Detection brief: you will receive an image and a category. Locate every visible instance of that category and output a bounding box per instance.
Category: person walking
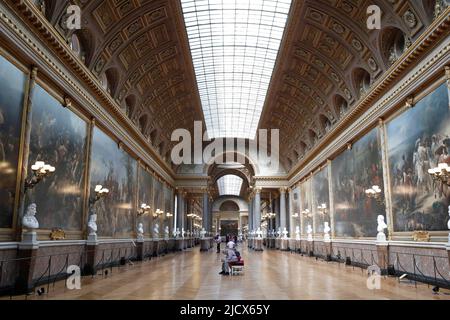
[215,234,221,253]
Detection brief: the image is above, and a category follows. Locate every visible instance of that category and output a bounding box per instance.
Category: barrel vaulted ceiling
[38,0,443,172]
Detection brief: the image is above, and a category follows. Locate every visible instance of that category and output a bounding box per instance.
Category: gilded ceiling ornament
[368,57,378,71]
[340,2,353,13]
[403,10,417,28]
[351,39,363,51]
[332,22,345,34]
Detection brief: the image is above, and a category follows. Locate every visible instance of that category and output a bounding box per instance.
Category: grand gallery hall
[0,0,449,304]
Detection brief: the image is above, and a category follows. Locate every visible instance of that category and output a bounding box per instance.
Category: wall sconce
[428,163,450,186]
[365,185,384,205]
[301,209,312,218]
[166,212,173,218]
[89,184,109,207]
[25,161,55,191]
[317,203,328,216]
[292,212,299,218]
[153,209,163,219]
[138,203,151,216]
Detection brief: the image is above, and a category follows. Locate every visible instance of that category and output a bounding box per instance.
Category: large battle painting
[386,83,450,232]
[312,167,330,234]
[300,179,312,235]
[0,56,26,228]
[90,128,136,238]
[332,128,384,238]
[138,165,153,236]
[153,178,163,237]
[27,85,87,231]
[290,186,300,236]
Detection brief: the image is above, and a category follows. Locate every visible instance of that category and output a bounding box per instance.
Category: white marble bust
[295,226,301,240]
[137,223,144,240]
[200,228,207,239]
[282,227,289,239]
[307,224,313,241]
[324,222,331,241]
[153,223,159,238]
[174,228,180,238]
[256,227,263,239]
[22,203,39,230]
[277,227,281,238]
[181,228,185,238]
[87,213,97,235]
[165,226,169,239]
[377,215,387,242]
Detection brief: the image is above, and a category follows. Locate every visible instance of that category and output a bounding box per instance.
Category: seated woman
[219,242,238,275]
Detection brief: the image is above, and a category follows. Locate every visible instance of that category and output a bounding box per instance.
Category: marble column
[254,188,261,230]
[254,188,263,251]
[202,191,209,231]
[176,190,184,231]
[280,188,287,233]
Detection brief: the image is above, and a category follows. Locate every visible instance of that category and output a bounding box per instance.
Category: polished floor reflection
[12,244,450,300]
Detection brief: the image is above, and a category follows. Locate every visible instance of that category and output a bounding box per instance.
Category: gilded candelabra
[24,161,55,191]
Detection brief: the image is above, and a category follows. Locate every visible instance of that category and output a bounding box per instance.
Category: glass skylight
[217,175,243,196]
[181,0,292,139]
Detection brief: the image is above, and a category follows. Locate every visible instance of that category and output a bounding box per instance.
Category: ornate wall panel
[153,177,163,237]
[290,186,301,236]
[312,166,330,234]
[331,127,385,238]
[0,54,26,229]
[138,164,153,236]
[386,83,450,232]
[27,85,88,231]
[89,127,137,238]
[300,178,312,235]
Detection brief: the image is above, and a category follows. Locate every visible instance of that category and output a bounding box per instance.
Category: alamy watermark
[171,121,280,171]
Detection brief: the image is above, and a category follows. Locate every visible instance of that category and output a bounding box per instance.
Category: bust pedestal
[136,238,145,261]
[281,239,289,251]
[254,238,264,251]
[176,238,184,251]
[16,231,39,294]
[324,240,332,261]
[376,241,389,274]
[200,238,210,252]
[275,238,281,250]
[307,240,314,257]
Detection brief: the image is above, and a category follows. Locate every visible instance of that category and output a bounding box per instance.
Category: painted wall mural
[331,128,385,238]
[28,85,88,230]
[0,56,26,228]
[90,127,137,238]
[153,178,163,237]
[386,83,450,232]
[312,166,330,234]
[300,179,312,235]
[138,165,153,236]
[290,186,301,236]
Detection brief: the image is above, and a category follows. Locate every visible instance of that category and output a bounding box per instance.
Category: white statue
[22,203,39,229]
[277,227,281,238]
[282,227,289,239]
[256,227,263,239]
[324,222,331,242]
[377,215,387,242]
[295,226,301,240]
[200,228,207,239]
[307,224,313,241]
[137,223,144,240]
[153,222,159,238]
[165,226,169,239]
[181,228,185,238]
[174,228,180,238]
